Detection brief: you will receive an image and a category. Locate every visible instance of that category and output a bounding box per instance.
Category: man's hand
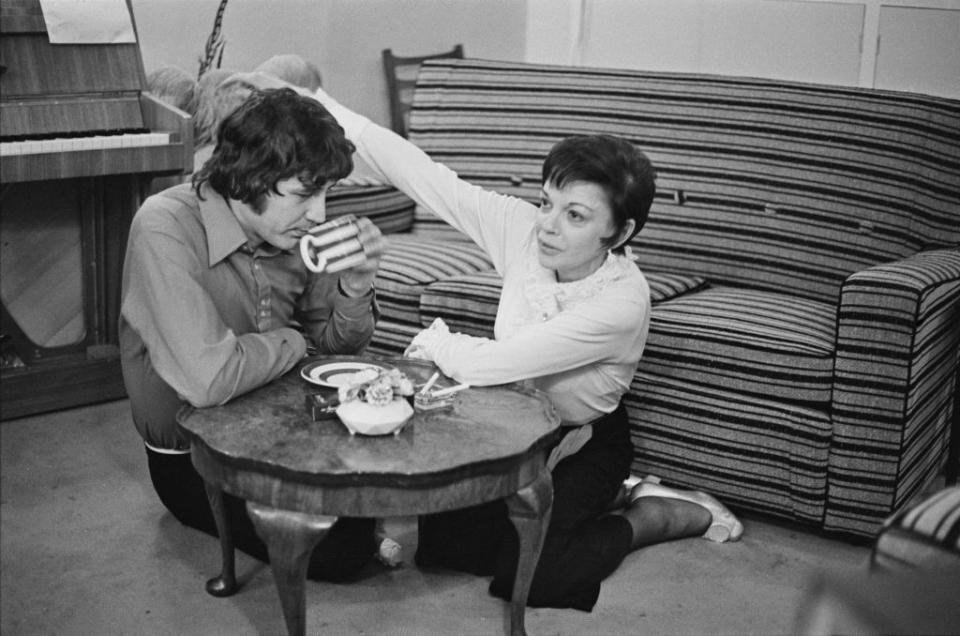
[338,216,384,297]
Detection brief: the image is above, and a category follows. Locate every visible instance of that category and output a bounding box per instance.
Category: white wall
[131,0,958,116]
[875,4,960,97]
[525,0,959,99]
[131,0,527,127]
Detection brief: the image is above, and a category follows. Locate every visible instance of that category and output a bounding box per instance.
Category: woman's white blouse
[320,90,651,426]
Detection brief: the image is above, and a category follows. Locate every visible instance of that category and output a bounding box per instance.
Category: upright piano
[0,0,193,420]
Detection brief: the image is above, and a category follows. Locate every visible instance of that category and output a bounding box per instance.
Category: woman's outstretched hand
[404,318,450,360]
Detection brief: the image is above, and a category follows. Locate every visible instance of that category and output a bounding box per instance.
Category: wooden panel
[95,174,146,345]
[0,174,144,420]
[0,97,144,137]
[140,92,193,171]
[0,144,190,183]
[0,354,126,420]
[0,181,85,349]
[0,32,144,98]
[0,0,44,33]
[0,0,147,119]
[0,0,189,420]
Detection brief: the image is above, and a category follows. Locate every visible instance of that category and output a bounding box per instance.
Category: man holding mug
[119,87,385,581]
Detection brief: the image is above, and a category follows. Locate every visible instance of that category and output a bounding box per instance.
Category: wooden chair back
[381,44,464,137]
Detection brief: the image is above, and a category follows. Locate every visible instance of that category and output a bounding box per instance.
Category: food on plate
[337,368,415,406]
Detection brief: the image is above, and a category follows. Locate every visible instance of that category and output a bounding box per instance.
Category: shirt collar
[198,183,252,266]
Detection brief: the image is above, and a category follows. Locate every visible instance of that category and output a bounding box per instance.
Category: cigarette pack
[305,392,339,420]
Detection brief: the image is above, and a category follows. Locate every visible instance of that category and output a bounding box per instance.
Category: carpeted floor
[1,398,873,635]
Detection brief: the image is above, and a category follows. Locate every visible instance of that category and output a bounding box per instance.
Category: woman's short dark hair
[192,87,354,211]
[542,134,656,254]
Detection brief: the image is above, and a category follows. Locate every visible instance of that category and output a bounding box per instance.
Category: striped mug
[300,215,366,273]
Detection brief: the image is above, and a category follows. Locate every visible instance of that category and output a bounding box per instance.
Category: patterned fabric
[630,287,837,524]
[419,270,502,337]
[644,288,836,406]
[325,184,415,235]
[410,59,960,304]
[872,486,960,572]
[366,318,422,357]
[625,375,834,525]
[410,205,472,243]
[827,249,960,535]
[368,235,492,354]
[399,58,960,536]
[420,270,708,338]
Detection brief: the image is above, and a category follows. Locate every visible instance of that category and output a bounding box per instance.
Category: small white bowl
[335,399,413,436]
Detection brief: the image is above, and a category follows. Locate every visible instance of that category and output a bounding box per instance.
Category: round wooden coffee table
[178,357,561,636]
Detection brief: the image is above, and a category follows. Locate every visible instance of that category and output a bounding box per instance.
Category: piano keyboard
[0,131,171,156]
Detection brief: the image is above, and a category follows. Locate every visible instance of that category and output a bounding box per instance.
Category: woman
[237,72,743,611]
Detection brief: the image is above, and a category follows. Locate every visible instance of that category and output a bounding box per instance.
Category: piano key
[38,139,63,153]
[0,132,171,155]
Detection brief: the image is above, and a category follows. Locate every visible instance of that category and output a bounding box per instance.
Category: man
[120,87,384,581]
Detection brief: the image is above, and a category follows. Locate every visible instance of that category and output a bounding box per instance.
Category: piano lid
[0,0,148,138]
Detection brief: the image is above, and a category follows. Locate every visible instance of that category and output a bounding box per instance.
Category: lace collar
[521,245,637,324]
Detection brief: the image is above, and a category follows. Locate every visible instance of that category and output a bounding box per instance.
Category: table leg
[505,468,553,636]
[246,501,336,636]
[203,481,237,597]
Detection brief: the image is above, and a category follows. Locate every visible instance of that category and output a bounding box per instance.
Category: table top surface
[178,356,561,488]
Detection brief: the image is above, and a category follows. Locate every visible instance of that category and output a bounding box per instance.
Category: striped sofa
[871,485,960,572]
[330,58,960,539]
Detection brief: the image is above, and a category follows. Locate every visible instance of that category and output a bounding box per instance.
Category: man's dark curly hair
[542,134,656,254]
[193,87,354,212]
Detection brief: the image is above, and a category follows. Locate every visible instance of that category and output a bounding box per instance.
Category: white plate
[300,361,385,388]
[336,399,413,436]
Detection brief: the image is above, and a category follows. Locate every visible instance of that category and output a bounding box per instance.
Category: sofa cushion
[647,271,710,304]
[419,270,502,337]
[410,205,473,243]
[419,270,709,337]
[644,286,836,408]
[367,317,424,357]
[374,235,492,328]
[326,184,416,235]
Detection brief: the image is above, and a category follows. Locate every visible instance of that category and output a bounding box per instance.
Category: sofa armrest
[826,248,960,536]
